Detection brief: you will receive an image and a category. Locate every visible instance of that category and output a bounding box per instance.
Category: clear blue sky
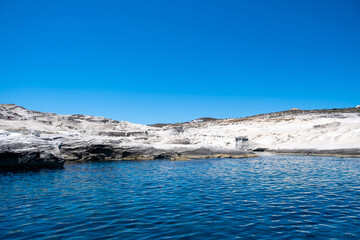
[1,0,359,124]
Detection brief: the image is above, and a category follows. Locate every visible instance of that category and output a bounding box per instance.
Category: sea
[1,155,360,239]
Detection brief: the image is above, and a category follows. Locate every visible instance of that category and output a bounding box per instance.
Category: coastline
[1,104,359,169]
[269,148,360,158]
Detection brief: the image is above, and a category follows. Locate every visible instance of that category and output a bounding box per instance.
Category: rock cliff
[0,104,359,168]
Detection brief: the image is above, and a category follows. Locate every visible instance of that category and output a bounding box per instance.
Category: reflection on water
[1,155,360,239]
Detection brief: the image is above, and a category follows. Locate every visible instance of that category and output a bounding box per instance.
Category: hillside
[1,104,360,165]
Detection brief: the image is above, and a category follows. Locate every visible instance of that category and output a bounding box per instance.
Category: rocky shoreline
[0,136,258,169]
[3,140,360,170]
[0,150,65,170]
[269,148,360,158]
[1,104,359,169]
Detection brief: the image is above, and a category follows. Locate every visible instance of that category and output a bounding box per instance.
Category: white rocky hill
[154,108,360,151]
[0,104,359,165]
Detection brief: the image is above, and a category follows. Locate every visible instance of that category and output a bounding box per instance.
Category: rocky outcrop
[60,141,123,161]
[0,150,65,169]
[179,147,257,159]
[0,135,64,169]
[1,103,359,168]
[270,148,360,157]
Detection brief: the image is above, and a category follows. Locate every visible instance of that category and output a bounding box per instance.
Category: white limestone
[1,104,359,153]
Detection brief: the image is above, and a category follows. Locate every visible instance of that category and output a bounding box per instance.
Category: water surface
[1,155,360,239]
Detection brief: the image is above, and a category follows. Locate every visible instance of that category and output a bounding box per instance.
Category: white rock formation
[0,104,359,160]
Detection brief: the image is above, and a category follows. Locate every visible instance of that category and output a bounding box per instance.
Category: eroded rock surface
[0,150,65,169]
[1,103,359,168]
[0,140,64,170]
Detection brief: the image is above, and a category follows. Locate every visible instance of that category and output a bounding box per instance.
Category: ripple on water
[1,155,360,239]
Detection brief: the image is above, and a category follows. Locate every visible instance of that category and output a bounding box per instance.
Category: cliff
[0,104,359,168]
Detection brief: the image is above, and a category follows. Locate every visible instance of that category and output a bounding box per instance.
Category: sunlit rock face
[235,137,250,150]
[0,104,360,166]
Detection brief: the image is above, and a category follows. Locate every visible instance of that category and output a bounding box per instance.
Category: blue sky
[1,0,359,124]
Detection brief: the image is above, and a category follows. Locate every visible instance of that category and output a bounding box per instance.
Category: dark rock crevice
[0,150,65,169]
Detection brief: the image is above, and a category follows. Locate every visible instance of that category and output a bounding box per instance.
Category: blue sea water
[1,155,360,239]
